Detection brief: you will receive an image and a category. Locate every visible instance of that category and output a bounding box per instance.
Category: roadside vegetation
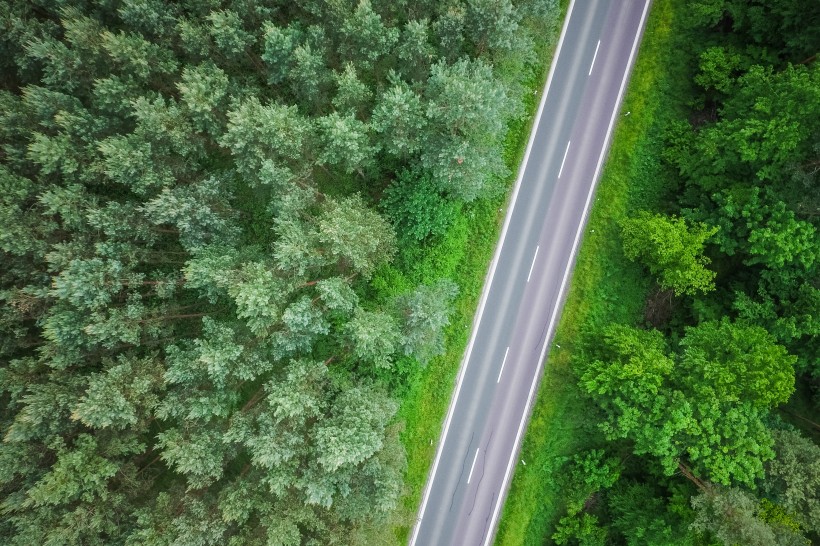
[497,1,820,545]
[0,1,562,544]
[379,3,569,543]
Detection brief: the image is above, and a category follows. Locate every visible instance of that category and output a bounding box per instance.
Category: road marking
[497,347,510,383]
[558,141,571,178]
[482,2,652,545]
[467,449,480,484]
[408,1,579,543]
[526,246,539,283]
[588,39,601,75]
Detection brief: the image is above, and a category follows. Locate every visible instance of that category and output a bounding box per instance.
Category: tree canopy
[0,0,556,542]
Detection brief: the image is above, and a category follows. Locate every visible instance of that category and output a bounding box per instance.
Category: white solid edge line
[526,245,539,283]
[558,140,571,178]
[407,1,579,544]
[497,347,510,384]
[467,448,481,484]
[589,39,601,75]
[481,2,652,546]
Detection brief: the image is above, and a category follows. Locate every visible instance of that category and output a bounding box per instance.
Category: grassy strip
[356,4,571,545]
[493,1,691,544]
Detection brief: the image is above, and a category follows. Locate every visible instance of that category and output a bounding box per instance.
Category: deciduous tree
[620,211,718,296]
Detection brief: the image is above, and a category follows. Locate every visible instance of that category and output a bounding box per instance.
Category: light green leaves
[347,308,401,369]
[315,112,374,174]
[621,211,718,296]
[314,387,397,472]
[25,435,118,507]
[318,194,396,277]
[680,319,796,409]
[72,355,163,429]
[579,321,795,486]
[396,279,459,363]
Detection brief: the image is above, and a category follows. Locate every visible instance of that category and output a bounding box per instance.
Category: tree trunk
[677,461,709,491]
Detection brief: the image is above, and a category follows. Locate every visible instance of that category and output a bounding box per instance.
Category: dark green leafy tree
[433,5,467,61]
[318,194,397,277]
[207,9,255,60]
[464,0,521,56]
[261,22,299,85]
[219,97,312,188]
[707,187,817,270]
[332,63,372,115]
[762,429,820,534]
[609,482,697,545]
[690,486,808,546]
[694,45,746,95]
[679,319,796,409]
[397,18,436,81]
[346,308,402,370]
[381,169,460,242]
[579,325,685,472]
[176,62,229,137]
[552,450,621,546]
[290,42,331,110]
[100,28,178,83]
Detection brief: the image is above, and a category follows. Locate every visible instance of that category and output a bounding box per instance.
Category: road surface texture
[409,1,651,545]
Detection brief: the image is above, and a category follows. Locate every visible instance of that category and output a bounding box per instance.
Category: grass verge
[358,3,571,545]
[493,1,691,544]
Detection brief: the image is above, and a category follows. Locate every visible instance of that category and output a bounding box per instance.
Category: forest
[0,0,557,544]
[538,1,820,545]
[2,0,818,545]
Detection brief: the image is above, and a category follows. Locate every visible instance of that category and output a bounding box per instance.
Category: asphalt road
[408,1,651,545]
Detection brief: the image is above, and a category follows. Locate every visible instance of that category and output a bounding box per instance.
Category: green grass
[493,1,692,544]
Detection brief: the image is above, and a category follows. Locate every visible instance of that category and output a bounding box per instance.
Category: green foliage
[177,62,229,136]
[338,0,399,67]
[695,46,745,94]
[332,63,372,115]
[553,513,607,546]
[620,210,718,295]
[464,0,522,56]
[25,434,119,507]
[707,187,817,270]
[318,194,397,278]
[346,308,401,369]
[421,58,513,200]
[381,170,461,242]
[397,18,436,82]
[0,0,548,541]
[579,325,687,475]
[609,482,696,546]
[396,279,459,364]
[220,97,311,188]
[759,498,803,535]
[371,82,426,158]
[581,320,795,486]
[207,9,255,57]
[690,486,809,546]
[72,354,163,430]
[551,450,621,546]
[315,112,375,174]
[762,429,820,534]
[679,319,796,409]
